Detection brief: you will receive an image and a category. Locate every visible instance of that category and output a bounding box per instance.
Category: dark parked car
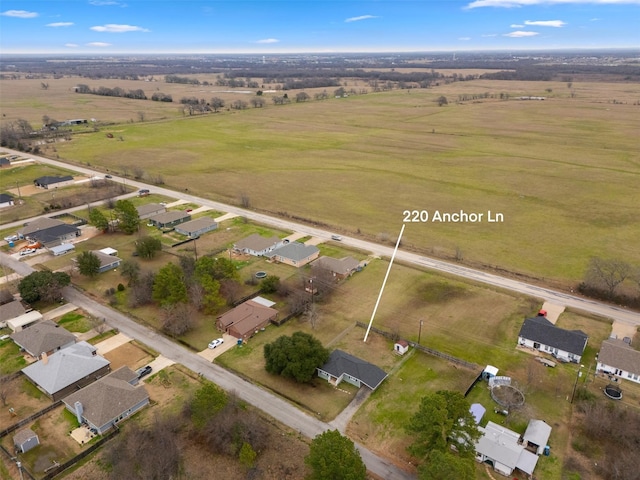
[136,365,152,379]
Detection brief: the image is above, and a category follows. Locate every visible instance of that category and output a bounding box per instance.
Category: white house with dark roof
[0,193,14,208]
[21,341,110,401]
[63,366,149,434]
[317,349,388,391]
[518,315,588,363]
[597,338,640,384]
[0,299,27,328]
[266,242,320,268]
[233,234,284,256]
[33,175,74,189]
[10,319,76,359]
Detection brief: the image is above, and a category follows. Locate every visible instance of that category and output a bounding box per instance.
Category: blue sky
[1,0,638,54]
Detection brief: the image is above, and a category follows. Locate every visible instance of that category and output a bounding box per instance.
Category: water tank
[8,241,14,248]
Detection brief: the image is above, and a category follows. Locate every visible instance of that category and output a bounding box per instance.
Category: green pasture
[50,80,640,284]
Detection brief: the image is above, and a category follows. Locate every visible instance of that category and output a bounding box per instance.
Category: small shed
[99,247,118,256]
[50,243,75,256]
[482,365,499,380]
[394,340,409,355]
[14,428,39,453]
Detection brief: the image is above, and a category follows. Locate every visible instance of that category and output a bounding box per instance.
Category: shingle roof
[136,203,165,217]
[13,428,37,446]
[34,175,73,186]
[523,419,551,448]
[234,234,281,252]
[63,367,149,429]
[267,242,319,262]
[519,316,588,356]
[0,300,27,322]
[598,339,640,375]
[0,193,14,203]
[22,341,110,396]
[175,217,217,232]
[319,349,388,390]
[217,300,278,336]
[18,217,65,236]
[150,210,190,224]
[311,256,359,275]
[91,250,122,268]
[10,319,76,356]
[27,224,80,245]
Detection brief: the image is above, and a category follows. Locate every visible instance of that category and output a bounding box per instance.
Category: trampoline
[604,384,622,400]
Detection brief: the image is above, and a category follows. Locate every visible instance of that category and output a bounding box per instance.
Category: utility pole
[570,364,585,403]
[418,319,424,344]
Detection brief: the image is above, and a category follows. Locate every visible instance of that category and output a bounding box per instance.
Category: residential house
[10,319,76,359]
[33,175,74,189]
[311,255,359,279]
[216,298,278,342]
[17,217,80,248]
[13,428,39,453]
[0,193,14,208]
[597,338,640,384]
[21,341,111,401]
[518,315,588,363]
[63,366,149,435]
[0,299,27,328]
[266,242,320,268]
[174,217,218,238]
[90,250,122,273]
[317,349,388,391]
[0,289,14,306]
[136,203,166,220]
[7,310,43,332]
[0,157,10,168]
[233,234,284,257]
[522,419,552,456]
[475,421,540,477]
[148,210,191,229]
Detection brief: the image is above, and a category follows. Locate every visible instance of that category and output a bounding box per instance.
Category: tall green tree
[18,271,70,304]
[305,429,366,480]
[77,251,101,277]
[114,199,139,234]
[135,235,162,259]
[88,207,109,232]
[189,382,227,430]
[153,263,188,306]
[195,256,238,281]
[263,332,329,383]
[406,390,480,477]
[417,450,475,480]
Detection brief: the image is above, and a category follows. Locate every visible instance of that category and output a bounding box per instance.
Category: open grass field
[17,76,636,285]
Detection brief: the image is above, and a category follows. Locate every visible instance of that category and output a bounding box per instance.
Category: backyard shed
[482,365,499,380]
[13,428,39,453]
[394,340,409,355]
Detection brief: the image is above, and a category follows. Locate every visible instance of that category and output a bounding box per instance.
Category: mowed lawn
[49,79,640,284]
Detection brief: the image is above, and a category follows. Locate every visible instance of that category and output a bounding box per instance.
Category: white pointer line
[363,223,406,342]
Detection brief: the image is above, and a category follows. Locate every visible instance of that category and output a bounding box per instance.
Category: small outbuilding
[522,419,552,456]
[482,365,499,380]
[13,428,39,453]
[469,403,486,424]
[394,340,409,355]
[50,243,75,256]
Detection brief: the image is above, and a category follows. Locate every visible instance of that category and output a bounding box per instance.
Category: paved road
[0,252,414,479]
[4,147,638,328]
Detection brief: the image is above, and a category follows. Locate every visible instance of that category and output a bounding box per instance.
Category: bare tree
[584,257,631,297]
[0,377,14,407]
[161,302,196,336]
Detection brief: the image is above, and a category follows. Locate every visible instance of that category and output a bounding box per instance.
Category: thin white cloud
[86,42,111,47]
[459,37,472,40]
[1,10,38,18]
[511,23,524,27]
[345,15,379,23]
[482,33,499,37]
[256,38,279,44]
[65,43,79,48]
[504,30,540,37]
[89,1,124,5]
[525,19,566,27]
[467,0,640,8]
[90,24,149,33]
[47,22,74,27]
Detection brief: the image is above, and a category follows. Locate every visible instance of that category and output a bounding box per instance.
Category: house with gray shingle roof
[311,256,359,279]
[597,338,640,384]
[233,234,283,256]
[174,217,218,238]
[17,217,80,247]
[148,210,191,229]
[136,203,166,219]
[21,341,110,401]
[317,349,388,391]
[266,242,320,268]
[0,300,27,328]
[10,319,76,359]
[518,315,588,363]
[63,366,149,434]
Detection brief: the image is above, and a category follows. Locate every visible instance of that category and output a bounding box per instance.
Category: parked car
[105,174,112,179]
[331,234,343,241]
[136,365,152,379]
[208,338,224,349]
[4,235,18,242]
[19,248,35,256]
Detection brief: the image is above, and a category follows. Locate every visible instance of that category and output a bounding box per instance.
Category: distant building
[233,234,284,257]
[174,217,218,238]
[148,210,191,229]
[90,250,122,273]
[265,242,320,268]
[33,175,74,189]
[17,217,80,247]
[136,203,166,220]
[311,256,359,279]
[597,338,640,384]
[0,193,14,208]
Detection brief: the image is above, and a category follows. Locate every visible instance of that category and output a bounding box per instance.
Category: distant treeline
[74,84,147,100]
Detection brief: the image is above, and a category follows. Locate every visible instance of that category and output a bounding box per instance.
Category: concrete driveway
[142,355,175,381]
[95,332,132,355]
[198,333,236,362]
